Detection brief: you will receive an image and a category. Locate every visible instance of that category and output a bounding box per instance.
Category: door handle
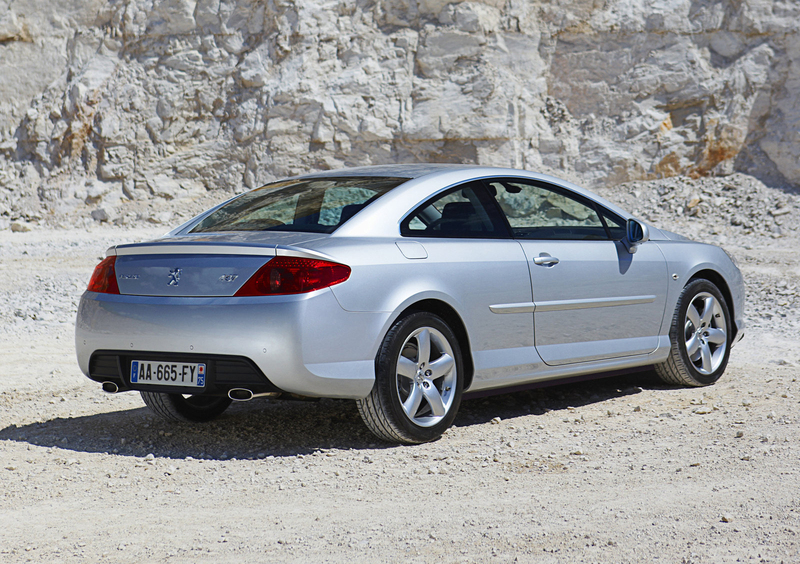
[533,256,560,266]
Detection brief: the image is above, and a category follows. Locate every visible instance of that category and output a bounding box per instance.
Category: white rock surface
[1,0,799,224]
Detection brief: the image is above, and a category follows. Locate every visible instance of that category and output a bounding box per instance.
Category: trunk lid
[111,232,329,297]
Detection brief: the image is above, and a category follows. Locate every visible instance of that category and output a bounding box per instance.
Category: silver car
[76,165,745,444]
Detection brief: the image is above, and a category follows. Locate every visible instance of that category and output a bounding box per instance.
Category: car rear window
[189,176,408,234]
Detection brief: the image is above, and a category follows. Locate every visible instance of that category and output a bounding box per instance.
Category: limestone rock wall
[0,0,798,221]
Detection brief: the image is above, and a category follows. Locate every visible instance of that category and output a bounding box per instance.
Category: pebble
[490,417,501,425]
[149,211,173,224]
[91,208,114,223]
[721,514,734,523]
[10,222,32,232]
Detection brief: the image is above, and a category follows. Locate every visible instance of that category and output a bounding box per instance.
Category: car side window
[485,179,610,241]
[401,182,508,238]
[598,208,626,240]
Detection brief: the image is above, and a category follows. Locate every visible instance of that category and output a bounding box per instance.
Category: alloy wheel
[683,291,728,375]
[394,326,457,427]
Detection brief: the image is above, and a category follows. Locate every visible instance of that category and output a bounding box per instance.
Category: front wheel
[140,391,232,422]
[655,279,731,386]
[357,312,464,444]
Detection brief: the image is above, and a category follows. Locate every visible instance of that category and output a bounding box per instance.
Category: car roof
[298,163,474,180]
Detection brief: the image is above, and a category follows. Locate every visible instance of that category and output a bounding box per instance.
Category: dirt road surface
[1,224,798,563]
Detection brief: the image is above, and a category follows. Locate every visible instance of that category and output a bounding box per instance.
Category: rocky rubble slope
[1,0,800,226]
[603,173,800,244]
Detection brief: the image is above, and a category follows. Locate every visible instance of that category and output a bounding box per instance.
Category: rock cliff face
[0,0,798,222]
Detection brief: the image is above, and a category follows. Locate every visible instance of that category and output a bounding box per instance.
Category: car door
[400,181,540,383]
[484,178,668,366]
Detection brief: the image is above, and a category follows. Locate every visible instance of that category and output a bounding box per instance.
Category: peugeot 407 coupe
[76,164,745,444]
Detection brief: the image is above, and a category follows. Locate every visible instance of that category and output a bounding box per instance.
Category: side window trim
[596,206,627,241]
[478,178,515,237]
[596,208,614,240]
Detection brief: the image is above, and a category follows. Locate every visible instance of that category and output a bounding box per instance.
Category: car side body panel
[518,239,669,365]
[318,237,542,386]
[652,240,746,342]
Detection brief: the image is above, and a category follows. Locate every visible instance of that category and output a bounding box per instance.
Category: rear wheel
[655,279,731,386]
[140,391,232,422]
[357,312,464,444]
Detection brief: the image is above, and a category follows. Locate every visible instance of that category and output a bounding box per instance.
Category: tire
[655,278,732,387]
[357,312,464,444]
[140,391,232,422]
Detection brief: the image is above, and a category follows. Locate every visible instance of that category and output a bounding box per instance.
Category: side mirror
[625,218,650,254]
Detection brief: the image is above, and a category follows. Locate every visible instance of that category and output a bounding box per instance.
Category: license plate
[130,360,206,388]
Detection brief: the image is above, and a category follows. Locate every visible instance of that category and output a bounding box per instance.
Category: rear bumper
[86,351,283,397]
[75,289,390,399]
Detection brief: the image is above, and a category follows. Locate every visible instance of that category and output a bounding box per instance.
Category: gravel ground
[1,177,799,563]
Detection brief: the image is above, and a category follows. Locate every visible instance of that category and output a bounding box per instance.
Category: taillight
[87,256,120,294]
[235,257,350,296]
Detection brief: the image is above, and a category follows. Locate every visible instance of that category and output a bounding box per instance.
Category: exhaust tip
[102,381,119,393]
[228,388,254,401]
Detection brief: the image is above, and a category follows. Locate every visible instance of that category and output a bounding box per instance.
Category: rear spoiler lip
[108,242,333,261]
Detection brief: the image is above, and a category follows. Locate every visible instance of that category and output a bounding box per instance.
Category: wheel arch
[394,299,475,392]
[688,269,737,339]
